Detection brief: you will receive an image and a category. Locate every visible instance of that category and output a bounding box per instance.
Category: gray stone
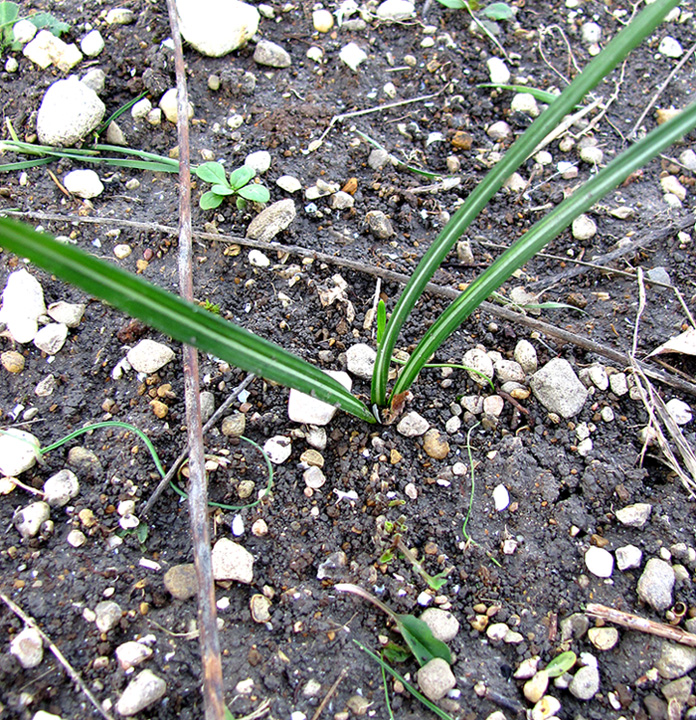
[365,210,394,240]
[211,538,254,583]
[0,428,40,476]
[368,148,390,170]
[462,347,494,387]
[33,323,68,355]
[177,0,259,56]
[116,641,154,670]
[253,40,291,68]
[67,446,102,476]
[14,501,50,539]
[420,608,460,642]
[106,8,135,24]
[47,301,85,328]
[199,391,215,423]
[396,411,429,437]
[0,269,46,344]
[530,358,588,418]
[638,558,675,611]
[417,658,456,701]
[569,664,600,700]
[115,669,167,716]
[662,676,693,702]
[376,0,415,21]
[221,412,245,438]
[95,600,122,633]
[37,77,105,147]
[43,469,79,506]
[246,199,296,242]
[10,627,43,668]
[345,343,376,379]
[164,563,198,600]
[657,643,696,679]
[127,339,175,374]
[494,359,525,383]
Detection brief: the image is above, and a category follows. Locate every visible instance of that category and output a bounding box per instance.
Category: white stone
[12,19,37,45]
[127,339,175,374]
[585,546,614,578]
[177,0,259,55]
[33,323,68,355]
[615,502,652,528]
[511,92,539,117]
[462,347,494,386]
[665,398,692,425]
[661,175,687,200]
[245,150,272,174]
[514,656,540,679]
[486,623,509,642]
[0,269,46,343]
[63,169,104,199]
[80,30,104,57]
[572,214,597,240]
[523,670,549,703]
[35,375,57,397]
[587,363,609,390]
[609,372,628,396]
[346,343,376,379]
[659,36,683,58]
[147,109,162,126]
[246,199,296,242]
[339,42,367,71]
[37,77,105,147]
[43,469,79,506]
[67,529,86,547]
[530,358,587,418]
[495,359,525,383]
[211,538,254,583]
[330,191,354,210]
[159,88,194,124]
[504,172,527,193]
[420,608,460,642]
[531,695,561,720]
[577,438,593,457]
[304,466,326,489]
[0,429,40,476]
[131,98,153,119]
[486,57,510,84]
[10,627,43,668]
[483,395,504,417]
[306,46,324,63]
[23,30,83,72]
[514,339,537,374]
[115,669,167,716]
[15,501,50,538]
[581,22,602,43]
[376,0,415,21]
[579,145,604,164]
[47,301,85,327]
[313,9,334,32]
[106,8,135,24]
[558,161,578,179]
[492,484,510,511]
[679,149,696,171]
[487,121,512,141]
[263,435,292,464]
[569,664,600,700]
[276,175,302,193]
[106,121,126,146]
[95,600,122,632]
[33,712,62,720]
[397,411,430,437]
[248,250,270,268]
[116,641,153,670]
[287,371,352,426]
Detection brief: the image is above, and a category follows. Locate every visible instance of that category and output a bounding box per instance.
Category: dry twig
[586,603,696,647]
[164,1,225,718]
[310,668,348,720]
[0,593,115,720]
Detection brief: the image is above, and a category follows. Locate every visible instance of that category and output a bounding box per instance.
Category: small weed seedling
[0,2,69,51]
[194,162,270,211]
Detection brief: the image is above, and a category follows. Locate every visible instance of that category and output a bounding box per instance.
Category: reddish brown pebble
[342,177,358,194]
[451,131,473,151]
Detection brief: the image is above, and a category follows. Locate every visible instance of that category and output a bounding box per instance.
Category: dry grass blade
[631,268,696,497]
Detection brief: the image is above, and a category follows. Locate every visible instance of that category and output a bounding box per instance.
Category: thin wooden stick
[164,2,225,718]
[586,603,696,647]
[310,668,348,720]
[0,593,115,720]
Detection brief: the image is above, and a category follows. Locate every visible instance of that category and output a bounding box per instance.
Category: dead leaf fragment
[647,328,696,358]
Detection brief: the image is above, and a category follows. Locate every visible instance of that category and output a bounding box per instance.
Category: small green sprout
[194,162,270,211]
[200,299,221,314]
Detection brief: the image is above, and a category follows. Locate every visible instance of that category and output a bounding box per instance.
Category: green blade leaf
[200,191,225,210]
[370,0,682,409]
[194,161,228,186]
[210,184,235,196]
[391,101,696,398]
[0,2,19,28]
[0,219,376,424]
[396,614,453,667]
[481,2,514,20]
[376,299,386,346]
[236,183,270,203]
[435,0,466,7]
[229,165,256,190]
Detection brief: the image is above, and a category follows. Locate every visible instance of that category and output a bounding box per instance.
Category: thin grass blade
[0,157,55,172]
[0,219,375,423]
[391,102,696,398]
[370,0,681,408]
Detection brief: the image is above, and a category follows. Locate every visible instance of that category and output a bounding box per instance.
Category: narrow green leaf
[396,614,453,667]
[200,191,225,210]
[229,165,256,190]
[236,183,270,203]
[94,92,148,138]
[481,2,514,20]
[0,219,375,424]
[477,83,564,106]
[376,299,386,346]
[546,651,577,678]
[194,161,228,186]
[392,101,696,398]
[210,184,235,196]
[435,0,466,8]
[0,157,56,172]
[371,0,682,408]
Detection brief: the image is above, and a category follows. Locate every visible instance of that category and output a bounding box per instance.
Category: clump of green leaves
[436,0,513,34]
[0,2,69,50]
[194,162,270,211]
